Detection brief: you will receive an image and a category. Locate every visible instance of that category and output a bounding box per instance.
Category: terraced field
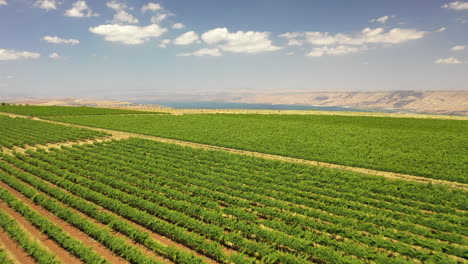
[0,107,467,264]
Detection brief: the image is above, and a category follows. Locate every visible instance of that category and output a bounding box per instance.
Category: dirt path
[0,181,127,264]
[1,111,466,191]
[0,230,36,264]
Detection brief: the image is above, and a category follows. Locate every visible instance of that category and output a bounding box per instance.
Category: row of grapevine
[0,207,59,264]
[0,116,108,148]
[1,137,465,263]
[0,248,13,264]
[0,184,109,263]
[43,114,468,182]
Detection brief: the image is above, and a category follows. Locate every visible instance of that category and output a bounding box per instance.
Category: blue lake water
[134,101,371,112]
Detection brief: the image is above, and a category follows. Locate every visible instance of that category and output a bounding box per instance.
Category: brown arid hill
[232,90,468,115]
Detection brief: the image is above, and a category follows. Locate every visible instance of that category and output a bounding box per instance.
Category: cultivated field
[0,106,467,264]
[44,114,468,183]
[0,105,165,116]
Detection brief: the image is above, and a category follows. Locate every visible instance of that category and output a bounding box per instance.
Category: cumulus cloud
[442,1,468,10]
[173,31,199,45]
[281,27,427,57]
[434,57,463,64]
[159,39,171,48]
[307,45,367,57]
[49,53,62,59]
[435,27,447,32]
[282,28,427,46]
[141,3,162,13]
[370,15,391,24]
[0,49,40,61]
[177,48,222,57]
[65,1,98,18]
[451,45,466,51]
[172,23,185,29]
[106,1,138,24]
[201,27,281,54]
[34,0,56,10]
[89,24,167,45]
[42,36,80,44]
[305,28,427,45]
[0,0,7,6]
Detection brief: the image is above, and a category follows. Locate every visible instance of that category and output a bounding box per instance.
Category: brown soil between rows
[0,181,126,264]
[0,230,36,264]
[0,198,82,264]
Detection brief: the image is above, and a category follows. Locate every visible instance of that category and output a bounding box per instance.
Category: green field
[0,138,466,263]
[0,115,108,148]
[0,105,163,116]
[1,107,467,263]
[45,114,468,183]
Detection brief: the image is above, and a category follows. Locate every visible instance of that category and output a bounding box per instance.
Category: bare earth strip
[1,111,466,191]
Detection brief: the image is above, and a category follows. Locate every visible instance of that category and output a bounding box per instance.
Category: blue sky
[0,0,467,99]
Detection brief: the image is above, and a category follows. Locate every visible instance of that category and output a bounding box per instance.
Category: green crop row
[0,248,14,264]
[0,183,108,264]
[0,207,59,264]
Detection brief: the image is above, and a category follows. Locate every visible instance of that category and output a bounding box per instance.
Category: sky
[0,0,467,99]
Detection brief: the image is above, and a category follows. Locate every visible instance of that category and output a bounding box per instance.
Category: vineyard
[0,116,108,148]
[44,114,468,183]
[0,106,467,264]
[0,105,164,116]
[0,136,467,263]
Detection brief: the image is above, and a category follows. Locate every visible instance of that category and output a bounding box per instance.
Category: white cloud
[49,53,62,59]
[113,10,138,24]
[451,45,466,51]
[0,0,7,6]
[42,36,80,45]
[177,48,222,57]
[141,3,162,13]
[281,27,427,47]
[106,1,138,24]
[201,27,281,54]
[0,49,40,61]
[370,15,391,24]
[65,1,98,18]
[307,45,367,57]
[174,31,199,45]
[34,0,56,10]
[89,24,167,45]
[172,23,185,29]
[435,27,447,32]
[434,57,463,64]
[442,1,468,10]
[159,39,171,48]
[151,13,168,24]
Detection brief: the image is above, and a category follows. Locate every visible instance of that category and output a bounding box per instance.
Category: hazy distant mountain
[231,90,468,115]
